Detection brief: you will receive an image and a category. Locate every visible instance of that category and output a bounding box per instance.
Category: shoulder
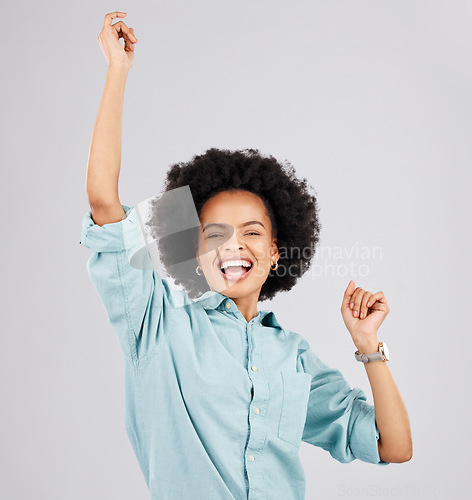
[284,328,311,350]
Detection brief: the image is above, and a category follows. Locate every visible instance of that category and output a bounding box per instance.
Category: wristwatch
[354,342,389,363]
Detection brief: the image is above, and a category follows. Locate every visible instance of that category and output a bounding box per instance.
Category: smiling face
[196,189,279,299]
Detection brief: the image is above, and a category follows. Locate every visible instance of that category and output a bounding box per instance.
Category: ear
[271,238,279,260]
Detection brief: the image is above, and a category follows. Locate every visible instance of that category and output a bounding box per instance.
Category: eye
[246,231,260,236]
[207,233,223,239]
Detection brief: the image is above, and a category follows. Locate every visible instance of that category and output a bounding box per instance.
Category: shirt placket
[245,315,269,499]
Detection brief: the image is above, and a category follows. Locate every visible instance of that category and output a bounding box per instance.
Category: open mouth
[218,259,253,282]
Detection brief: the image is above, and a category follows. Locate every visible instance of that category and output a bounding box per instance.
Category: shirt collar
[196,290,227,310]
[196,290,288,335]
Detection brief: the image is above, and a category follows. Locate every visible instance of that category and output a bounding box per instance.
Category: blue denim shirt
[79,203,389,500]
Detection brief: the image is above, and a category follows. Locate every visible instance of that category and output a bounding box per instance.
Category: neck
[230,290,260,323]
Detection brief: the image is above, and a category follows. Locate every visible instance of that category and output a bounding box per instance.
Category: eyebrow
[202,221,265,231]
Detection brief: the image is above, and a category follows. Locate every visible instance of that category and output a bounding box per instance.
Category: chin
[223,281,263,298]
[224,291,259,300]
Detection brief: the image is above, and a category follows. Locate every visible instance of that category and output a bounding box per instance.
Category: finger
[111,21,138,45]
[366,291,385,308]
[129,27,138,41]
[103,11,127,28]
[352,288,365,318]
[125,39,136,52]
[123,36,135,52]
[349,286,363,309]
[116,23,138,42]
[359,292,373,319]
[367,292,390,314]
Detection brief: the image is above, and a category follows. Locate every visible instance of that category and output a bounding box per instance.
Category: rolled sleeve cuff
[350,404,390,465]
[79,204,143,253]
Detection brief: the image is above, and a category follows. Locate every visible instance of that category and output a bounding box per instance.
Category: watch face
[381,342,389,360]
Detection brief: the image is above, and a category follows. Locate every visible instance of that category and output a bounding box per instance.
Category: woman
[80,11,412,500]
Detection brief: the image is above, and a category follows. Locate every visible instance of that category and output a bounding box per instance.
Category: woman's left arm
[341,280,413,463]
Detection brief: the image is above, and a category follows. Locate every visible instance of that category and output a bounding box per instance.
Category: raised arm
[86,11,139,225]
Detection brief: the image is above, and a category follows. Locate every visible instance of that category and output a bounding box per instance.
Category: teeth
[220,259,252,270]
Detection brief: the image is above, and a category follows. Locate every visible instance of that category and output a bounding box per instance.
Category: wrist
[107,64,130,77]
[355,340,380,354]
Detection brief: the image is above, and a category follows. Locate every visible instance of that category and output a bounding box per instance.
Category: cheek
[251,240,273,261]
[196,234,206,254]
[196,235,211,260]
[197,245,218,268]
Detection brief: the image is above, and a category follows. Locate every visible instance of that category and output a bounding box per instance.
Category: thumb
[341,280,355,310]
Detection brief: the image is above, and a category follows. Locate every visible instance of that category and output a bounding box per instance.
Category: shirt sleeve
[79,203,170,363]
[297,339,390,465]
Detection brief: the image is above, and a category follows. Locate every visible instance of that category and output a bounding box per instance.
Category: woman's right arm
[86,11,138,225]
[80,12,171,363]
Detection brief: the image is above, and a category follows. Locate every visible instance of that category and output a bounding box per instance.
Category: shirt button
[249,455,255,462]
[226,302,231,309]
[250,325,253,330]
[251,365,258,372]
[254,407,260,414]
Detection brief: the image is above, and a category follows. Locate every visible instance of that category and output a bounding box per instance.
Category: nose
[223,230,244,251]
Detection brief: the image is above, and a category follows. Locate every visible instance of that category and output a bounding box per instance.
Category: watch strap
[354,343,385,363]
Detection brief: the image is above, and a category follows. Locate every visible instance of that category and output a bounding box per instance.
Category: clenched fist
[97,11,139,71]
[341,280,390,353]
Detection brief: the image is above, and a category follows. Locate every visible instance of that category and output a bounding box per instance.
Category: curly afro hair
[145,147,322,302]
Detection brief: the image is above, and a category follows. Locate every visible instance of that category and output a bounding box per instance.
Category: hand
[97,12,139,71]
[340,280,390,352]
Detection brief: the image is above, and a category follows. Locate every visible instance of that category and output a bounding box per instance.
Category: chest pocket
[278,371,312,447]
